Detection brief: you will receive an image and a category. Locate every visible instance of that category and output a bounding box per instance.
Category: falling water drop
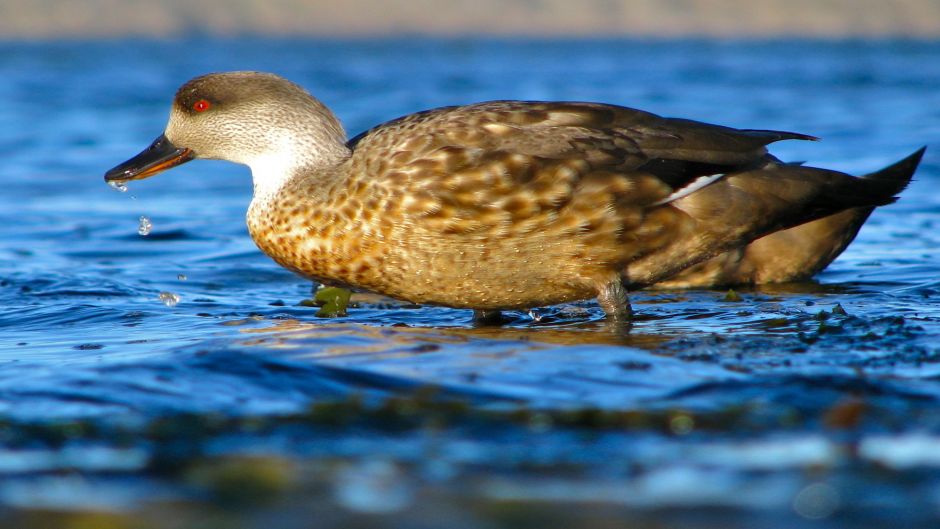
[138,216,152,236]
[793,482,840,519]
[108,180,128,193]
[333,459,412,513]
[159,292,180,307]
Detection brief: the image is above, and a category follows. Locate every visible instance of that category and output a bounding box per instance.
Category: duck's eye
[193,99,211,113]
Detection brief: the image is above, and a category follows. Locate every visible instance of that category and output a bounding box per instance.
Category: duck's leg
[597,277,632,324]
[473,309,505,326]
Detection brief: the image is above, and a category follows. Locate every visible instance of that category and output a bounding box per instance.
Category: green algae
[185,456,296,506]
[9,511,148,529]
[723,289,743,302]
[301,286,353,317]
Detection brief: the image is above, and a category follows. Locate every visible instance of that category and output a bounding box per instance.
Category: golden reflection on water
[237,318,671,358]
[229,280,851,361]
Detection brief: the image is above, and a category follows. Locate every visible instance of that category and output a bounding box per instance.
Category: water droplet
[159,292,180,307]
[177,274,187,281]
[669,413,695,435]
[793,482,840,519]
[108,180,128,192]
[333,459,412,513]
[137,216,152,236]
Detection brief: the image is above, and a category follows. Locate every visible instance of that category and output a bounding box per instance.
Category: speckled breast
[243,162,683,310]
[244,188,624,310]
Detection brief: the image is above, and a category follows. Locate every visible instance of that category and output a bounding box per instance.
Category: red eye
[193,99,211,112]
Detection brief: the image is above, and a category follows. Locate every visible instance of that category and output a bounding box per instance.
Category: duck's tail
[806,146,926,216]
[859,146,925,200]
[627,147,927,287]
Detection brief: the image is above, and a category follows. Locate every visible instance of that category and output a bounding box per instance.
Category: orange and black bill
[104,134,194,182]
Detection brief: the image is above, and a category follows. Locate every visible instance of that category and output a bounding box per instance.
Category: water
[107,180,127,192]
[136,215,151,236]
[1,37,939,527]
[157,291,180,307]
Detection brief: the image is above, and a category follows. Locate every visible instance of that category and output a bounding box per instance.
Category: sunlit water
[0,38,939,526]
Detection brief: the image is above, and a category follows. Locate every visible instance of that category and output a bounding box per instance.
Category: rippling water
[1,37,939,527]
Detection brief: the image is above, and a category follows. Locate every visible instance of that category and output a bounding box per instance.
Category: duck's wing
[348,101,815,203]
[649,207,874,289]
[349,101,813,235]
[649,146,925,288]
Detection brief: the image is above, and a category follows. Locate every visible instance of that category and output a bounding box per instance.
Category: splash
[137,216,152,236]
[158,292,180,307]
[107,180,128,193]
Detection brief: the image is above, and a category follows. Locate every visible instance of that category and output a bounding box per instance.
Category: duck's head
[104,71,348,189]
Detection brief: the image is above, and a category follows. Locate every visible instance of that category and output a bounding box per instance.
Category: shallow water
[1,37,939,526]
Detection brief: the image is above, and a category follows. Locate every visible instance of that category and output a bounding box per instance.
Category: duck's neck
[248,153,304,201]
[246,136,350,204]
[241,98,351,202]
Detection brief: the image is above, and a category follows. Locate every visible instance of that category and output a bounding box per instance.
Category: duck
[104,71,925,324]
[650,150,921,289]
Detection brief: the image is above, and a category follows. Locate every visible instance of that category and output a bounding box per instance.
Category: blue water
[1,38,939,525]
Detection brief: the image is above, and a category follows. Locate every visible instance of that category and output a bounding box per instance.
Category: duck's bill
[104,134,194,183]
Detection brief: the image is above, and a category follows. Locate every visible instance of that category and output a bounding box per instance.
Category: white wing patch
[650,173,726,206]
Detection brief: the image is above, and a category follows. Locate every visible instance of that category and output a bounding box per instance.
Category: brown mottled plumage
[104,71,924,323]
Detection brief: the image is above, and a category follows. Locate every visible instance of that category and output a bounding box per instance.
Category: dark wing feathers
[633,158,742,189]
[738,128,819,143]
[349,101,814,201]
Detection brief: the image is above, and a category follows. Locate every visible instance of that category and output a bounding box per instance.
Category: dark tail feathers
[861,146,926,199]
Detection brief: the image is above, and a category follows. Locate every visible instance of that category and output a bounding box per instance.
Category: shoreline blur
[1,0,939,39]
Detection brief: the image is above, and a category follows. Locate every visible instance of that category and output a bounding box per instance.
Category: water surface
[0,37,939,527]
